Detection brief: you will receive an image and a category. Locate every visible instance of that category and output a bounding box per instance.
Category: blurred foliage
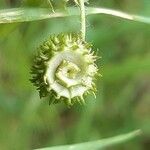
[0,0,150,150]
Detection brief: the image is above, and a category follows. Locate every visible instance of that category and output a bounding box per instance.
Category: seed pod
[30,33,98,107]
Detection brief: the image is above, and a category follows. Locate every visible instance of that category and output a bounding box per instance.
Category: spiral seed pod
[30,33,98,106]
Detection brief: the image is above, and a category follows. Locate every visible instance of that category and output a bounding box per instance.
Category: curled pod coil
[30,33,98,106]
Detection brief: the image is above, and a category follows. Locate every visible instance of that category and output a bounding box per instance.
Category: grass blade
[0,7,150,24]
[0,8,67,24]
[87,7,150,24]
[35,129,141,150]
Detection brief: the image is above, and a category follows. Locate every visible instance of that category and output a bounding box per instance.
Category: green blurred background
[0,0,150,150]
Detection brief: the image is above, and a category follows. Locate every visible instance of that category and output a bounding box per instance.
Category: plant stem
[79,0,86,41]
[47,0,55,12]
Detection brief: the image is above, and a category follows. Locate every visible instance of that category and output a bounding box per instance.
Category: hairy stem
[47,0,55,12]
[79,0,86,41]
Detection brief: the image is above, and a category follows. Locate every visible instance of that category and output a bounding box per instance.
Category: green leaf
[0,7,150,24]
[0,8,66,24]
[87,7,150,24]
[35,130,141,150]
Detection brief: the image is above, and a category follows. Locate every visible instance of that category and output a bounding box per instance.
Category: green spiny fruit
[30,33,98,107]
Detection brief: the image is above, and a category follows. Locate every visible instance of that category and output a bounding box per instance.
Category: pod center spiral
[56,60,81,88]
